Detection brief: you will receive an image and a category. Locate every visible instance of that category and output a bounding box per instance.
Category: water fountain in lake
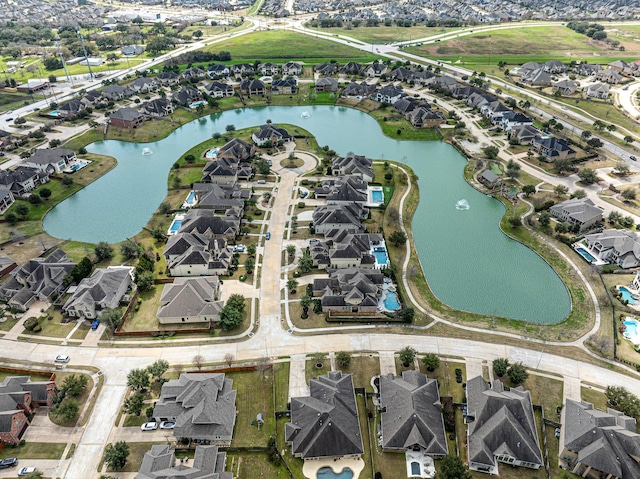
[455,199,470,210]
[300,111,311,119]
[141,147,153,156]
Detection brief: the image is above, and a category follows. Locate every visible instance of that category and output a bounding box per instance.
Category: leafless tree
[224,353,234,367]
[255,357,271,380]
[192,354,205,371]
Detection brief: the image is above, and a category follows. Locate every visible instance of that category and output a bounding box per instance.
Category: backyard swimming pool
[182,190,197,208]
[167,216,184,236]
[620,286,638,305]
[317,467,353,479]
[371,190,383,202]
[383,291,401,311]
[190,101,206,108]
[373,249,388,267]
[575,247,596,263]
[205,148,218,159]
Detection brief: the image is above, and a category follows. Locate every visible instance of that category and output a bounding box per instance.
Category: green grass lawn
[305,355,331,384]
[312,25,458,44]
[229,370,275,447]
[523,373,564,418]
[273,361,290,411]
[340,355,380,393]
[0,441,66,460]
[581,386,608,411]
[105,441,161,473]
[227,451,292,479]
[49,372,94,427]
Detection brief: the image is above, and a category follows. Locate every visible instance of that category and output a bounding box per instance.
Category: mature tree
[147,359,169,382]
[505,159,521,179]
[62,176,73,187]
[538,210,551,227]
[28,194,42,205]
[39,188,52,200]
[384,171,393,182]
[120,241,140,260]
[122,392,144,416]
[62,374,88,397]
[287,278,298,293]
[286,244,296,258]
[622,189,636,202]
[572,189,587,199]
[15,203,29,218]
[225,124,236,132]
[244,256,255,274]
[399,307,414,323]
[247,244,256,257]
[554,184,569,197]
[605,386,640,418]
[581,130,592,141]
[219,295,245,331]
[224,353,234,366]
[255,158,270,175]
[336,351,351,368]
[508,217,521,228]
[298,252,314,273]
[389,230,407,247]
[193,354,205,371]
[492,358,510,377]
[104,441,130,471]
[577,168,598,185]
[522,184,536,197]
[56,398,79,421]
[507,362,529,386]
[399,346,417,366]
[94,241,113,261]
[5,213,17,225]
[127,368,150,391]
[100,308,122,332]
[553,158,574,175]
[483,146,499,159]
[66,256,93,285]
[422,353,440,372]
[439,454,472,479]
[587,138,604,149]
[158,202,172,215]
[624,135,634,144]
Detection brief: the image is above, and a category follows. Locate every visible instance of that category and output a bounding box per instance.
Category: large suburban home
[230,64,254,77]
[311,232,382,270]
[130,77,158,94]
[543,59,566,74]
[379,371,448,458]
[24,148,76,175]
[550,198,604,232]
[552,80,578,96]
[216,138,256,163]
[325,178,368,205]
[238,78,266,97]
[81,90,104,107]
[466,376,543,475]
[0,166,49,198]
[507,124,540,145]
[0,187,15,215]
[583,229,640,269]
[340,61,362,76]
[480,100,511,124]
[574,63,602,77]
[257,62,279,76]
[205,81,235,98]
[0,375,57,445]
[62,267,133,320]
[282,61,303,76]
[153,373,236,445]
[315,62,338,76]
[251,124,294,147]
[101,84,134,101]
[596,68,623,84]
[342,81,376,99]
[314,77,339,93]
[521,68,552,87]
[58,99,86,117]
[164,233,233,277]
[141,98,174,117]
[286,371,363,461]
[407,107,446,128]
[312,203,367,235]
[181,67,207,82]
[271,78,298,95]
[531,137,576,161]
[561,399,640,478]
[363,62,387,78]
[109,107,146,129]
[172,85,203,105]
[0,248,75,311]
[194,182,248,212]
[156,71,179,86]
[501,112,533,132]
[178,209,240,238]
[312,267,384,314]
[136,444,232,479]
[122,45,144,56]
[207,64,230,79]
[371,84,404,105]
[0,129,19,150]
[156,277,224,326]
[584,83,610,99]
[332,153,374,182]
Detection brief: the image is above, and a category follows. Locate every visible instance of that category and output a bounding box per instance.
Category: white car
[141,421,158,431]
[18,467,37,477]
[54,355,70,363]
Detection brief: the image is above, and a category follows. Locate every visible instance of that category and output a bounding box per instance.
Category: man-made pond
[43,106,570,323]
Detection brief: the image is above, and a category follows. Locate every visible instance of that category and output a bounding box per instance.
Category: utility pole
[77,28,94,80]
[55,40,73,85]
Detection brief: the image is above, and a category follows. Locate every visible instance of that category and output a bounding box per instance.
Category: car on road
[257,179,266,184]
[561,106,568,110]
[55,355,70,363]
[91,319,100,330]
[18,467,37,476]
[0,458,18,469]
[5,117,13,122]
[0,152,5,156]
[554,427,561,438]
[265,232,271,240]
[141,421,158,431]
[160,421,175,429]
[623,85,629,91]
[631,156,637,161]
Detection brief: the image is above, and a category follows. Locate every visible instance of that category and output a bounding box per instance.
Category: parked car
[160,421,175,429]
[257,179,266,184]
[0,458,18,469]
[233,244,246,253]
[554,427,561,438]
[630,156,637,162]
[5,117,13,122]
[267,160,272,166]
[265,232,271,240]
[299,191,308,199]
[18,467,37,476]
[141,422,158,431]
[0,152,5,156]
[55,355,70,363]
[91,319,100,330]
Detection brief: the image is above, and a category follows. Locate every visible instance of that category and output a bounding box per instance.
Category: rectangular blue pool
[373,250,388,265]
[169,219,182,233]
[575,247,595,263]
[371,190,383,203]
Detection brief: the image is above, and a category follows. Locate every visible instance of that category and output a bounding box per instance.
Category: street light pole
[77,28,94,80]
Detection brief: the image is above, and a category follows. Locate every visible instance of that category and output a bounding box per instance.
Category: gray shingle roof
[157,277,223,321]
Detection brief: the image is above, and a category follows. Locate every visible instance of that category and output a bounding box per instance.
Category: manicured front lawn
[229,370,275,447]
[581,386,608,411]
[49,372,94,427]
[523,373,564,418]
[105,441,161,473]
[340,354,380,392]
[121,286,164,332]
[0,441,66,460]
[273,361,290,412]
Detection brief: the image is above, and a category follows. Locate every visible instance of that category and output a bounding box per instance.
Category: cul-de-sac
[1,1,640,478]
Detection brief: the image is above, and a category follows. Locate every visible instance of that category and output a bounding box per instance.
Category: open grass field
[0,441,66,460]
[406,25,640,65]
[204,30,378,63]
[312,25,458,44]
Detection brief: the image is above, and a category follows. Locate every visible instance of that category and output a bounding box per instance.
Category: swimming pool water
[624,320,638,336]
[383,291,401,310]
[169,219,182,233]
[205,148,218,159]
[185,191,196,204]
[317,467,353,479]
[190,101,206,108]
[411,462,420,476]
[620,287,638,305]
[373,250,388,265]
[576,247,596,263]
[371,190,383,202]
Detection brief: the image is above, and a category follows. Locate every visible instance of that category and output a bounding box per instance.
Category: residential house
[596,69,623,84]
[574,63,602,77]
[550,198,604,232]
[522,68,552,87]
[135,444,232,479]
[314,77,339,93]
[332,153,374,182]
[466,376,543,475]
[311,232,382,270]
[315,62,338,76]
[371,84,404,105]
[467,92,495,110]
[58,99,86,117]
[142,98,174,117]
[0,248,75,311]
[552,80,578,96]
[407,106,446,128]
[531,137,576,161]
[164,234,233,277]
[230,64,254,77]
[0,187,14,215]
[0,375,57,445]
[216,138,256,163]
[178,209,240,238]
[431,76,458,90]
[507,124,540,145]
[544,60,566,74]
[121,45,144,56]
[313,203,366,235]
[271,78,298,95]
[340,61,362,76]
[561,399,640,479]
[312,267,383,314]
[583,229,640,269]
[156,71,179,86]
[156,277,224,326]
[251,124,294,147]
[0,166,49,198]
[389,67,415,83]
[379,370,448,456]
[101,85,133,101]
[172,85,203,105]
[325,178,368,206]
[519,61,542,78]
[282,61,303,76]
[584,83,610,99]
[480,100,511,124]
[363,62,387,78]
[501,112,533,132]
[0,129,19,150]
[257,62,279,76]
[153,373,236,445]
[182,67,207,82]
[342,81,375,98]
[81,90,104,107]
[239,79,266,97]
[109,107,146,129]
[314,176,368,200]
[193,182,248,212]
[130,77,157,94]
[286,371,363,460]
[479,170,501,189]
[62,267,133,320]
[0,256,17,277]
[204,81,234,98]
[412,70,435,86]
[24,148,76,174]
[207,64,230,79]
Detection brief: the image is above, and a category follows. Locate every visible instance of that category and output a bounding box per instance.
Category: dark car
[91,319,100,330]
[5,117,13,122]
[631,156,637,162]
[0,457,18,469]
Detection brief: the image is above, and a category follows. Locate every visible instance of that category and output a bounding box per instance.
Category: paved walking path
[378,351,397,376]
